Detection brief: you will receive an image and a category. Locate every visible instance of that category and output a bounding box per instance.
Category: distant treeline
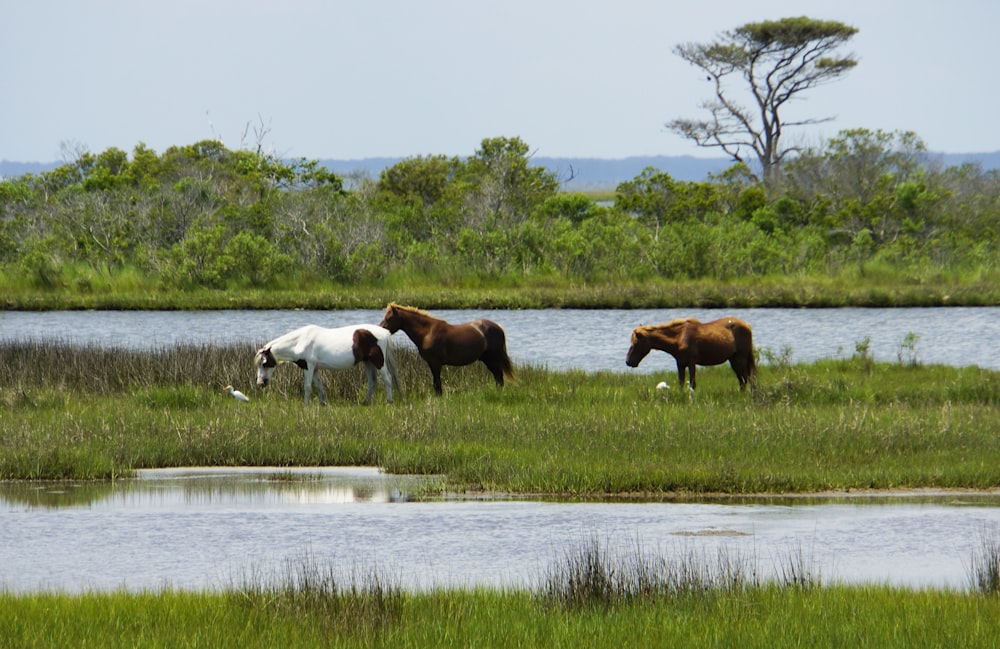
[6,150,1000,189]
[1,131,998,294]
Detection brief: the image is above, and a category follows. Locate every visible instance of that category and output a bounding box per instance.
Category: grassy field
[4,272,1000,310]
[5,587,1000,648]
[2,339,999,493]
[4,543,1000,648]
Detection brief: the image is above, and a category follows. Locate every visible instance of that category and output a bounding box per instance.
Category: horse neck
[395,309,437,344]
[267,329,307,360]
[648,326,683,352]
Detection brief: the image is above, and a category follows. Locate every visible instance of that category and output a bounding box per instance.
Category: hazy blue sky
[3,1,997,162]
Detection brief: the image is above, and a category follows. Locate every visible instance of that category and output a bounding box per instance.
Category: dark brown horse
[625,317,756,391]
[379,303,514,395]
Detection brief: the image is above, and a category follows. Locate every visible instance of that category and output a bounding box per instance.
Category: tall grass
[969,525,1000,595]
[539,534,823,610]
[5,271,1000,310]
[4,543,1000,647]
[229,553,403,635]
[539,535,758,608]
[3,339,1000,494]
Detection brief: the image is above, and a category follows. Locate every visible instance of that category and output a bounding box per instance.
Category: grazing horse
[255,324,397,404]
[625,317,756,391]
[379,303,514,395]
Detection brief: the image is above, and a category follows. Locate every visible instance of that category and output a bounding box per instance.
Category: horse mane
[387,302,433,317]
[638,318,695,335]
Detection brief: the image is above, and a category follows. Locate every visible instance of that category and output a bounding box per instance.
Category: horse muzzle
[257,378,269,388]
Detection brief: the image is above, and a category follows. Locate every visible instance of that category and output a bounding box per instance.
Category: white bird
[655,381,669,390]
[224,385,250,402]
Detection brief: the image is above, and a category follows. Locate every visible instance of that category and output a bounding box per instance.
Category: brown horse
[379,303,515,395]
[625,317,756,391]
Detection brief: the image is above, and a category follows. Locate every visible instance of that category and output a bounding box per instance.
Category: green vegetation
[3,339,999,493]
[4,540,1000,648]
[2,130,999,310]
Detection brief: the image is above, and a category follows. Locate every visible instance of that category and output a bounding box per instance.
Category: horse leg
[378,365,394,404]
[430,365,444,396]
[675,359,687,390]
[302,366,315,404]
[687,364,697,391]
[312,371,328,405]
[363,363,377,405]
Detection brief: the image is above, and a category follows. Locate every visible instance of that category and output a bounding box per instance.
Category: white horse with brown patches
[255,324,398,404]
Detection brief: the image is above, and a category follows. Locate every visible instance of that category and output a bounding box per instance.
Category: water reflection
[3,469,1000,593]
[1,467,434,510]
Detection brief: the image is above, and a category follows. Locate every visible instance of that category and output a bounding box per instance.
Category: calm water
[1,307,998,371]
[2,468,998,593]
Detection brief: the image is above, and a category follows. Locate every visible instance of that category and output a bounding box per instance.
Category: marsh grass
[539,534,823,610]
[3,339,1000,494]
[7,545,1000,647]
[229,553,403,635]
[6,273,1000,310]
[539,535,756,608]
[969,525,1000,595]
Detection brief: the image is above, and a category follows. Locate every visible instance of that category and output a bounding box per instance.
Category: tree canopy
[668,16,859,185]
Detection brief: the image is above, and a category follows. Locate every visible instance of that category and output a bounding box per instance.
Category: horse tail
[383,334,402,397]
[485,321,515,381]
[500,347,515,381]
[740,323,757,386]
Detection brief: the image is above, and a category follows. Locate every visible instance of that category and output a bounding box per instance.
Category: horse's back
[702,317,751,337]
[719,317,753,347]
[297,324,392,369]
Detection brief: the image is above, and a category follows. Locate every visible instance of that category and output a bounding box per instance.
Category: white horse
[254,324,398,405]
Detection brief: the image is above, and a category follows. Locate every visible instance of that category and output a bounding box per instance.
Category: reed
[968,525,1000,595]
[539,534,756,608]
[228,553,404,635]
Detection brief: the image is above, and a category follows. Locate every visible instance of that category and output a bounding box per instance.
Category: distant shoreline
[5,151,998,188]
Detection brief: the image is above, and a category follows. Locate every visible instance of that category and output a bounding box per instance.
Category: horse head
[378,304,400,333]
[352,328,385,369]
[625,326,653,367]
[255,347,277,387]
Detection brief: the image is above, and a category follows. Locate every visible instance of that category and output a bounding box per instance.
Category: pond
[2,468,998,593]
[2,307,999,371]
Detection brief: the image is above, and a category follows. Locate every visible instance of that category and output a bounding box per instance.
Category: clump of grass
[968,525,1000,595]
[775,541,822,590]
[539,535,757,608]
[230,553,403,634]
[540,535,824,609]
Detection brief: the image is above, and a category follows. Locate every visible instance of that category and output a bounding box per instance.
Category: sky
[3,1,998,163]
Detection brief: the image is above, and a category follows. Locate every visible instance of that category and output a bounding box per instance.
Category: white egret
[224,385,251,402]
[655,381,669,390]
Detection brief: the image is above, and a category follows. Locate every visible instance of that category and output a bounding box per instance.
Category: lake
[2,468,998,593]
